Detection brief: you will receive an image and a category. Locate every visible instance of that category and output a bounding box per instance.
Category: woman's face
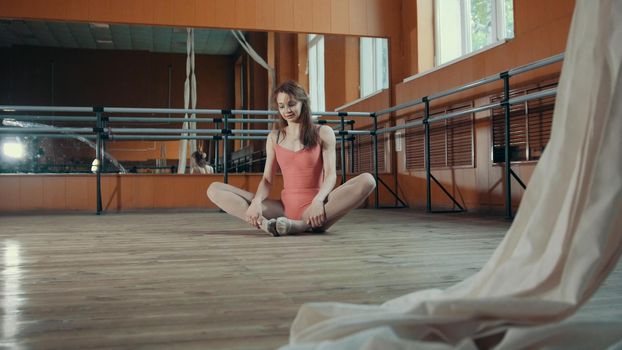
[276,92,303,123]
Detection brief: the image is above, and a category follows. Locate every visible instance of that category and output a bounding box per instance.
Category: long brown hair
[272,80,319,148]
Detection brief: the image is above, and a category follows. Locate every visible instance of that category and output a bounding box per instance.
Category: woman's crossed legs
[206,182,284,235]
[207,173,376,236]
[276,173,376,235]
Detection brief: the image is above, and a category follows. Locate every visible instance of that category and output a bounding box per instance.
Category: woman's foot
[276,217,311,235]
[275,217,292,236]
[261,218,279,237]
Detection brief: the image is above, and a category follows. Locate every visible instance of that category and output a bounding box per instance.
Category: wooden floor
[1,209,620,349]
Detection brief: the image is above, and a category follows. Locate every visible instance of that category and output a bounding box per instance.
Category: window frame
[308,34,325,112]
[434,0,514,67]
[359,37,389,99]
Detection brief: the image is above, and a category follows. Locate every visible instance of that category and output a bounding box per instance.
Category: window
[491,79,557,163]
[435,0,514,66]
[360,37,389,98]
[308,34,325,112]
[405,103,474,170]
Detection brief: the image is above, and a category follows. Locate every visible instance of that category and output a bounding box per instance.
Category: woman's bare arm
[251,132,278,204]
[313,125,337,204]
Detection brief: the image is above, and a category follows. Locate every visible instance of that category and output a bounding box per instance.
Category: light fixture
[2,141,25,159]
[89,23,110,29]
[91,159,100,173]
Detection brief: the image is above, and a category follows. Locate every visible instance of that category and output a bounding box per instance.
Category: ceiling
[0,19,240,55]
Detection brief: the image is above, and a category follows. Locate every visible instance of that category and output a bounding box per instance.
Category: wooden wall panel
[401,0,419,76]
[324,36,361,111]
[86,0,113,24]
[116,175,135,209]
[274,1,296,33]
[365,0,383,36]
[0,0,400,37]
[134,175,156,209]
[293,0,314,33]
[348,0,367,35]
[275,33,297,83]
[256,0,276,30]
[344,37,360,102]
[324,36,346,111]
[235,0,257,30]
[42,177,67,209]
[0,174,287,212]
[65,176,91,210]
[312,0,332,34]
[330,0,350,35]
[19,177,44,210]
[336,90,391,129]
[0,163,536,214]
[296,34,309,91]
[195,0,230,29]
[0,177,20,211]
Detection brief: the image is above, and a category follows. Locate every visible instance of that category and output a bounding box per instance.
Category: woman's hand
[245,200,263,228]
[306,199,326,228]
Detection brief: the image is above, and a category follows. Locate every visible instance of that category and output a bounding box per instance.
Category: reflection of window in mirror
[308,34,325,112]
[435,0,514,66]
[359,38,389,98]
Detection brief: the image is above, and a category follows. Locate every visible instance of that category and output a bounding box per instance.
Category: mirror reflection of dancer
[207,81,376,236]
[190,151,214,174]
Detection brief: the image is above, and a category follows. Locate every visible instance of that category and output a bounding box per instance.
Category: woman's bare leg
[276,173,376,234]
[206,182,284,234]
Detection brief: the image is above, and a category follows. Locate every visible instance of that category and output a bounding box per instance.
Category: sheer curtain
[231,30,276,110]
[177,28,197,174]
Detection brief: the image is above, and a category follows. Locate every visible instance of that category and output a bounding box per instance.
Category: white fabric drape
[281,0,622,348]
[231,30,276,111]
[177,28,198,174]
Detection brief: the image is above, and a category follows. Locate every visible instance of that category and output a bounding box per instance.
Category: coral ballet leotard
[274,140,323,220]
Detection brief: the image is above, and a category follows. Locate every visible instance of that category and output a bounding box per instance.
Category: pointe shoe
[262,218,279,237]
[276,217,293,236]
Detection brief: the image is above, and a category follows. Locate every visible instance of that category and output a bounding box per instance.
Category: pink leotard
[274,141,323,220]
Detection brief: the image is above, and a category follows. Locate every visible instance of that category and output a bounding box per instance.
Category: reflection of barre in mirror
[2,118,127,173]
[0,109,362,177]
